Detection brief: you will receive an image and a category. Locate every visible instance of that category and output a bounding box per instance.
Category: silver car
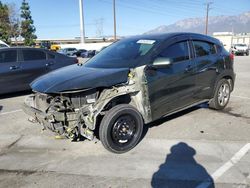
[58,48,78,57]
[230,44,249,56]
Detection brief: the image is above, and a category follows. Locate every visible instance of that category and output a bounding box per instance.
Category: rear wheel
[99,104,144,153]
[209,79,231,110]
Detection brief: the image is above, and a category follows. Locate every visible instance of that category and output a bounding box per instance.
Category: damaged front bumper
[22,94,94,140]
[23,95,77,125]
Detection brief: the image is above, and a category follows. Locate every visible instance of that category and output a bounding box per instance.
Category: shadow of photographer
[151,142,214,188]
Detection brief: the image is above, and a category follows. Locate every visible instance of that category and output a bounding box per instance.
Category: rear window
[23,50,46,61]
[0,50,17,63]
[193,41,216,57]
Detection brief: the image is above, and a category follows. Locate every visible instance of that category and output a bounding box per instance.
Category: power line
[99,0,186,18]
[94,18,104,37]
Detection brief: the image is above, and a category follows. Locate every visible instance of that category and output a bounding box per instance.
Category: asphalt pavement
[0,56,249,188]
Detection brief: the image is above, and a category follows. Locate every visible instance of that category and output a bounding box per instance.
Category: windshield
[85,38,158,68]
[67,48,76,51]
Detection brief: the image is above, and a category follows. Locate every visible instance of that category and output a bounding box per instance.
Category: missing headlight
[86,93,97,103]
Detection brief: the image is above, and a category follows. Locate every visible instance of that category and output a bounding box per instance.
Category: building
[213,32,250,51]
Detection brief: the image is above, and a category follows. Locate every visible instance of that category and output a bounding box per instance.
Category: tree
[0,1,11,44]
[8,3,20,44]
[20,0,36,46]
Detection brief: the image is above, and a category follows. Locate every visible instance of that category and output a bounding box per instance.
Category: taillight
[229,53,234,61]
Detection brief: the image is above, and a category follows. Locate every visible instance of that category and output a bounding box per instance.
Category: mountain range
[145,11,250,35]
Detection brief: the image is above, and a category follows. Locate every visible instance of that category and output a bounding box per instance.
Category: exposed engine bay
[23,67,151,141]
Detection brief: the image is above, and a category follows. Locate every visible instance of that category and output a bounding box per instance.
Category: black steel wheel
[99,104,143,153]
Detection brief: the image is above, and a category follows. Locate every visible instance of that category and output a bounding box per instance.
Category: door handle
[9,66,20,70]
[185,65,192,72]
[45,62,54,67]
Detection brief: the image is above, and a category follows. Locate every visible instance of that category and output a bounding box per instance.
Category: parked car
[230,44,249,56]
[0,40,9,48]
[23,33,235,153]
[87,50,97,58]
[0,47,77,94]
[58,48,77,56]
[73,49,88,57]
[80,50,97,58]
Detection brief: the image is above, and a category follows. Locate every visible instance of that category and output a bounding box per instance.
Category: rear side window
[0,50,17,63]
[216,44,228,54]
[193,41,216,57]
[23,50,46,61]
[159,41,189,63]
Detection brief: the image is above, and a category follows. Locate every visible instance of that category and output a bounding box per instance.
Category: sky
[2,0,250,39]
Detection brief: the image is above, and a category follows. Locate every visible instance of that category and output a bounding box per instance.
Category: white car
[230,44,249,56]
[0,40,10,48]
[57,48,77,57]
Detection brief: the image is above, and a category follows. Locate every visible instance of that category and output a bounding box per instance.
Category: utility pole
[79,0,85,43]
[205,2,213,35]
[113,0,117,40]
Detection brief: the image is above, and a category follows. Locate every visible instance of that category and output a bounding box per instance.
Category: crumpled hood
[31,64,130,93]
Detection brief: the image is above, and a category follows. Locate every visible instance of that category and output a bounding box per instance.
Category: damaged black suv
[23,33,235,153]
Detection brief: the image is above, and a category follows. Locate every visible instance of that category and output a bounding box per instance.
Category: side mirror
[153,57,172,68]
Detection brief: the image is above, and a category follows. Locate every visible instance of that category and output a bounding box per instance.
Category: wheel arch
[93,92,147,129]
[222,75,234,91]
[212,71,235,98]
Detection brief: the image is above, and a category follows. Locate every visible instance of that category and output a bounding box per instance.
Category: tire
[99,104,144,154]
[246,52,249,56]
[209,79,231,110]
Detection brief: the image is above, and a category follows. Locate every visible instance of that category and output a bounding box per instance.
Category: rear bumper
[234,50,248,54]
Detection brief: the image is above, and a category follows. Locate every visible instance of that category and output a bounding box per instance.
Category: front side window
[23,50,46,61]
[159,41,189,63]
[193,41,216,57]
[0,50,17,63]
